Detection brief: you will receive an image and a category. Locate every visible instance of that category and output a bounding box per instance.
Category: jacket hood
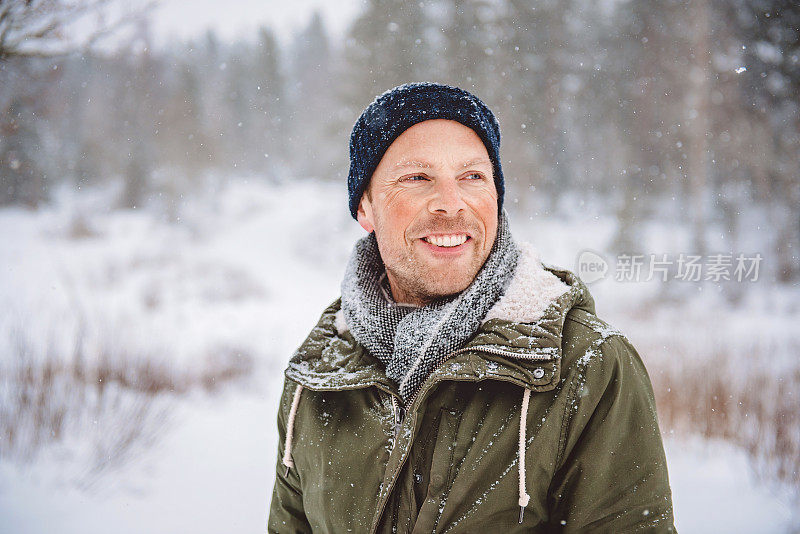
[285,242,596,394]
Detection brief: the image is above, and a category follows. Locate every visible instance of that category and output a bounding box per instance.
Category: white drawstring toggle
[518,387,531,523]
[282,384,304,477]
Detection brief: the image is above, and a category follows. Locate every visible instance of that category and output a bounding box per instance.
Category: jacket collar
[285,242,595,393]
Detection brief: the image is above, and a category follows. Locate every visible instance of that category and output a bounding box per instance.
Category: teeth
[424,234,468,247]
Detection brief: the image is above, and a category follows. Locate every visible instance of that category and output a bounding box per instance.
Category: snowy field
[0,178,798,533]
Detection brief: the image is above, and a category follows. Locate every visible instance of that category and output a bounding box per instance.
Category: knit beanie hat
[347,82,504,219]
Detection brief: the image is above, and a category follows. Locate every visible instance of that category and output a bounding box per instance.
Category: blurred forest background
[1,0,799,532]
[2,0,798,282]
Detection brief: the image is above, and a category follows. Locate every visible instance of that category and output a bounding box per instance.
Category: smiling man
[268,83,675,533]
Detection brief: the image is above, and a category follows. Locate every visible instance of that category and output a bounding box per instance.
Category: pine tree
[437,0,497,96]
[287,12,343,179]
[734,0,800,280]
[342,0,434,112]
[253,26,286,173]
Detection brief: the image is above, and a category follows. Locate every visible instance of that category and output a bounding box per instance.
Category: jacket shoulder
[561,307,632,371]
[558,307,659,420]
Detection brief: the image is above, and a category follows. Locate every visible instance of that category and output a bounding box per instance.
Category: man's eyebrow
[394,160,433,169]
[460,157,491,167]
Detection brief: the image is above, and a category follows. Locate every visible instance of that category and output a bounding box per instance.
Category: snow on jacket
[268,243,676,533]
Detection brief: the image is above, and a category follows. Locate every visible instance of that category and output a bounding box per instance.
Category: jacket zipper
[390,395,404,440]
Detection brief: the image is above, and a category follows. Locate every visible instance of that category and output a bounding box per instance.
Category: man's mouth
[421,234,470,248]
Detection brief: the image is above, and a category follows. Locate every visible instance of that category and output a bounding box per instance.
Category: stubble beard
[374,218,493,305]
[385,255,475,304]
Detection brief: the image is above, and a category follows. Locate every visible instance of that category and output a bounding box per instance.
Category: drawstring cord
[518,387,531,523]
[282,384,304,476]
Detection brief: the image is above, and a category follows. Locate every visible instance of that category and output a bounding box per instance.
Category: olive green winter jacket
[268,244,675,533]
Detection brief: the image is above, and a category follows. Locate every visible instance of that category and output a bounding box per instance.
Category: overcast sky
[147,0,364,46]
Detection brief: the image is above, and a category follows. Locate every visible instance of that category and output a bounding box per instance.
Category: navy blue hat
[348,82,504,219]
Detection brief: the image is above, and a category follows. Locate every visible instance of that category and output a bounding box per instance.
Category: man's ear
[356,194,375,234]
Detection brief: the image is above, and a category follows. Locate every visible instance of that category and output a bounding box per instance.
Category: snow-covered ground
[0,178,797,533]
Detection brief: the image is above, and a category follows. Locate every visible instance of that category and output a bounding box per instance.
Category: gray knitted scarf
[341,213,519,403]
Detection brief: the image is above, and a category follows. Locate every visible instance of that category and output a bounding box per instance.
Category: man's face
[356,119,499,306]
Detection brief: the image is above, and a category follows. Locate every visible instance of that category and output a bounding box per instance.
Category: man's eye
[403,174,428,181]
[464,173,484,180]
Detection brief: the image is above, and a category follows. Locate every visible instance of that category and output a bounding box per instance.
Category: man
[268,82,675,533]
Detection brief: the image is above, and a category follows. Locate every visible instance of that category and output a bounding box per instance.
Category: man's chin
[416,270,475,299]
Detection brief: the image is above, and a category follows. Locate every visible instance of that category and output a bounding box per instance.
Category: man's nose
[428,179,467,215]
